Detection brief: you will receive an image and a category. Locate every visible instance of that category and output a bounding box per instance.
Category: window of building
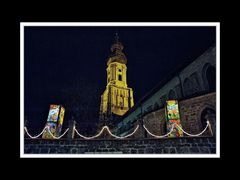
[202,64,216,92]
[118,69,122,72]
[118,74,122,81]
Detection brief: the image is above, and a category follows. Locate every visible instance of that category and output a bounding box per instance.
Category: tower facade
[99,33,134,127]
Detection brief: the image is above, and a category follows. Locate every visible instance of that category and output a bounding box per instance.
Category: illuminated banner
[47,105,60,122]
[57,106,65,136]
[42,105,65,139]
[166,100,183,137]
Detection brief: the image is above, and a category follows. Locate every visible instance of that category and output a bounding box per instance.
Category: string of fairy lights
[74,126,108,140]
[74,125,139,139]
[24,126,69,139]
[47,128,69,139]
[24,126,47,139]
[24,121,211,139]
[143,124,175,138]
[175,121,211,137]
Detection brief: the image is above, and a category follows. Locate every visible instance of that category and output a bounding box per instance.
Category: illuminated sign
[42,104,65,139]
[166,100,183,137]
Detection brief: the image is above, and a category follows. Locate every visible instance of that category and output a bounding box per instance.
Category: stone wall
[179,92,216,135]
[143,108,166,137]
[24,136,216,154]
[131,92,216,138]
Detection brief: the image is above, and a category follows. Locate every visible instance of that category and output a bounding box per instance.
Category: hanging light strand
[74,126,108,140]
[143,124,175,138]
[47,127,69,139]
[105,125,139,139]
[174,121,210,137]
[24,126,69,139]
[24,126,47,139]
[25,121,211,139]
[74,125,139,139]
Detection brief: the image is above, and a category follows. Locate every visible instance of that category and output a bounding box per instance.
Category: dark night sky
[24,26,215,133]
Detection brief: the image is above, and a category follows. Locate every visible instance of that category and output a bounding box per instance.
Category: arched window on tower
[118,74,122,81]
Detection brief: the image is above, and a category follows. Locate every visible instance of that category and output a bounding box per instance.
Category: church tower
[99,33,134,127]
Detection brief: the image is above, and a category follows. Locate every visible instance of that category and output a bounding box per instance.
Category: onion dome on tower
[107,33,127,66]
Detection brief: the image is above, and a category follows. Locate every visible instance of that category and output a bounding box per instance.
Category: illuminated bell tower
[99,33,134,126]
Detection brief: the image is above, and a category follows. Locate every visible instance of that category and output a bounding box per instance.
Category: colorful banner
[166,100,183,137]
[42,104,65,139]
[57,106,65,136]
[47,105,60,122]
[42,122,57,139]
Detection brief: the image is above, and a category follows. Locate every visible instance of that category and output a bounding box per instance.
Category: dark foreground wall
[24,136,216,154]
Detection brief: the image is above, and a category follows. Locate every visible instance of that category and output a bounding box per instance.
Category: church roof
[119,43,216,120]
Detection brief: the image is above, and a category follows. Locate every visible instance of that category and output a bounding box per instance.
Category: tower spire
[115,31,119,43]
